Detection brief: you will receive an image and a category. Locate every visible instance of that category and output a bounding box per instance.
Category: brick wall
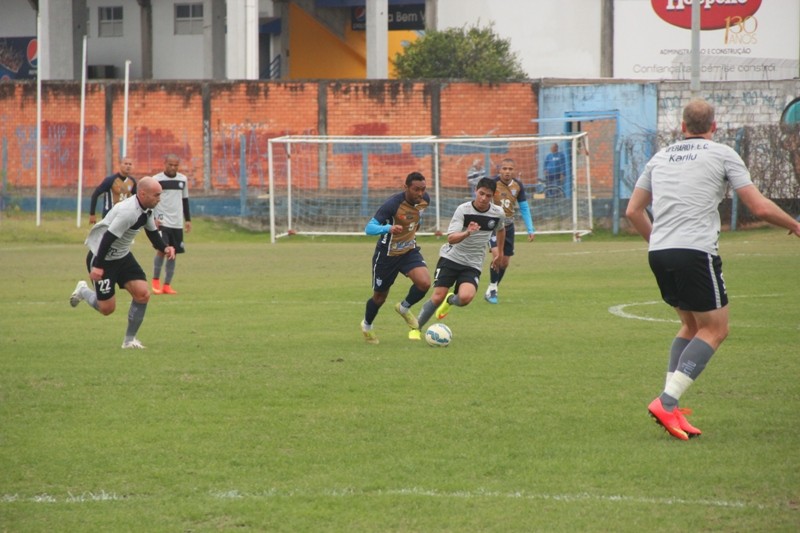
[0,80,544,195]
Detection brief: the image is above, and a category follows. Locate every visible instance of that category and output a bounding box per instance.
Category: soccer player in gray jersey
[627,98,800,440]
[69,176,176,349]
[413,177,506,334]
[152,154,191,295]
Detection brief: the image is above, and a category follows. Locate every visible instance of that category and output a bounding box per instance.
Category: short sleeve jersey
[373,191,430,257]
[634,137,753,255]
[492,176,528,227]
[153,171,189,228]
[85,194,157,261]
[439,200,506,271]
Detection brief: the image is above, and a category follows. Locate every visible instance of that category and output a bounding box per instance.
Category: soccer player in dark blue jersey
[88,157,137,224]
[485,158,535,304]
[361,172,431,344]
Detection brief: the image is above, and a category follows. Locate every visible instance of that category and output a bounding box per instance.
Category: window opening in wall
[175,3,204,35]
[98,6,123,38]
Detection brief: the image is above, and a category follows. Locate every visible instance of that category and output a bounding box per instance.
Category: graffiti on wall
[12,122,100,187]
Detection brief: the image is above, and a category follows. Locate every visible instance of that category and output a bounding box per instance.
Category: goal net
[267,133,593,242]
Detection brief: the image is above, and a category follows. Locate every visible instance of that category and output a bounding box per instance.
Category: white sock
[486,283,497,294]
[664,372,694,402]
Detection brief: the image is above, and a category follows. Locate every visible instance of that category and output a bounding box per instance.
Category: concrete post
[366,0,388,79]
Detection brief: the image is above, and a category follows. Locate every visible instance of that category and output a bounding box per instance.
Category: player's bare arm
[448,221,480,244]
[735,185,800,237]
[625,187,653,242]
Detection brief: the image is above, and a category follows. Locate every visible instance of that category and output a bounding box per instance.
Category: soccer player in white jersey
[413,177,506,334]
[627,98,800,440]
[70,176,176,349]
[151,154,191,295]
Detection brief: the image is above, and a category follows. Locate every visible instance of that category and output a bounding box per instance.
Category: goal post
[267,133,593,242]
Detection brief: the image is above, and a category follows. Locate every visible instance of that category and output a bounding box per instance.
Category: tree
[393,23,527,82]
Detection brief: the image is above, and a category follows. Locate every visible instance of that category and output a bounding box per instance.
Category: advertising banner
[614,0,799,80]
[0,37,37,80]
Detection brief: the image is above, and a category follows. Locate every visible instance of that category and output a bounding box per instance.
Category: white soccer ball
[425,323,452,347]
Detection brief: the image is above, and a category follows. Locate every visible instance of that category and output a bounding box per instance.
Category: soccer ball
[425,323,452,347]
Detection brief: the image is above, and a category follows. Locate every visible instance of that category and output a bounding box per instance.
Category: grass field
[1,213,799,532]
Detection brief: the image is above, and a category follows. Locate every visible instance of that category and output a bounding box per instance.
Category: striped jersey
[373,191,430,257]
[85,194,157,261]
[439,200,505,271]
[634,137,753,255]
[153,171,189,228]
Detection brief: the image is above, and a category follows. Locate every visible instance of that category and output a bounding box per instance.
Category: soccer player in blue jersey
[88,157,137,224]
[484,158,535,304]
[70,176,176,349]
[151,154,191,295]
[414,177,506,334]
[361,172,431,345]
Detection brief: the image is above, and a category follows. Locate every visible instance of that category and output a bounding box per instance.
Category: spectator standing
[544,143,566,198]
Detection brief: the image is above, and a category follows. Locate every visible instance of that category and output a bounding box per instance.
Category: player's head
[404,171,427,205]
[136,176,163,209]
[550,143,559,153]
[475,177,496,193]
[164,154,180,177]
[682,99,716,136]
[498,159,515,183]
[119,157,133,176]
[405,171,425,187]
[473,177,497,210]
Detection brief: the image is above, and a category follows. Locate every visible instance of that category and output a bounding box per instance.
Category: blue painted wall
[538,83,659,198]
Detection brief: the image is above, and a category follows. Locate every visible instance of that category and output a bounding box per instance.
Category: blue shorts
[489,224,516,257]
[648,249,728,312]
[371,247,427,293]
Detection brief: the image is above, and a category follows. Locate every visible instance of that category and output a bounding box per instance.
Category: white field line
[2,487,776,511]
[210,487,771,510]
[609,294,795,329]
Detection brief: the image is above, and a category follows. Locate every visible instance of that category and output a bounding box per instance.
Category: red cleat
[648,397,689,441]
[151,278,163,294]
[162,284,178,295]
[675,407,702,438]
